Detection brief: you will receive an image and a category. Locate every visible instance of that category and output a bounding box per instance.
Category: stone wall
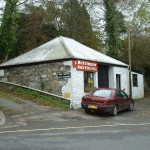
[0,62,71,96]
[0,81,71,105]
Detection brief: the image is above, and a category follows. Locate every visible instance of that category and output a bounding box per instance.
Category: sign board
[58,72,71,79]
[72,60,98,72]
[64,93,71,98]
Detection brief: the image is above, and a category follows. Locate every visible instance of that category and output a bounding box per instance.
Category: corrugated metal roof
[0,36,128,67]
[60,37,128,66]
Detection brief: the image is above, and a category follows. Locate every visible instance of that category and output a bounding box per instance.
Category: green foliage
[132,0,150,36]
[12,3,59,56]
[104,0,126,59]
[0,0,19,61]
[44,0,61,26]
[121,36,150,71]
[1,0,101,60]
[117,0,150,90]
[12,88,70,109]
[0,104,5,110]
[120,35,150,90]
[60,0,101,49]
[0,87,70,109]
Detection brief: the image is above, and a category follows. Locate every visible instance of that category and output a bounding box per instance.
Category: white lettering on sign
[73,60,98,72]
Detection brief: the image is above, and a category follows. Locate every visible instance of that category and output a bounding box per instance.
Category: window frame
[132,74,138,87]
[115,89,128,98]
[84,72,94,92]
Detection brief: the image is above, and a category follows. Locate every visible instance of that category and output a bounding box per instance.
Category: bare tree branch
[0,7,4,11]
[17,0,29,6]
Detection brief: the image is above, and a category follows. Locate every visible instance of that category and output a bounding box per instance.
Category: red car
[81,88,134,116]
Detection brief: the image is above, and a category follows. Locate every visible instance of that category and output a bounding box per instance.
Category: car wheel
[84,109,91,114]
[128,102,134,111]
[111,105,118,116]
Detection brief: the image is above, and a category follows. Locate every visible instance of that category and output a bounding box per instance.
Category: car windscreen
[92,89,112,98]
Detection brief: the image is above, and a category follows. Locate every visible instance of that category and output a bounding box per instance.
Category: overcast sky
[0,0,5,7]
[0,0,5,17]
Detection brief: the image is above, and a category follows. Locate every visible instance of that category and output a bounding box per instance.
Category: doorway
[98,65,109,88]
[116,74,121,89]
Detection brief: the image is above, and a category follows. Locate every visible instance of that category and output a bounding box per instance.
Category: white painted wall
[62,61,84,108]
[109,67,144,99]
[132,72,144,99]
[108,66,115,88]
[109,66,129,94]
[62,61,144,108]
[62,61,98,108]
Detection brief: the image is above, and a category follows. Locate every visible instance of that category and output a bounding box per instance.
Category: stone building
[0,36,144,108]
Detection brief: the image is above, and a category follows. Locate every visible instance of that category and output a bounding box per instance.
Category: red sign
[72,60,98,72]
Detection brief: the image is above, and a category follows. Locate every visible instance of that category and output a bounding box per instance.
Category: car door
[119,90,130,109]
[114,89,124,111]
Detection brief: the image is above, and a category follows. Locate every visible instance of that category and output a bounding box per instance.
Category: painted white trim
[0,123,150,134]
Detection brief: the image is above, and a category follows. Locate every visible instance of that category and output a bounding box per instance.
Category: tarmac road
[0,93,150,150]
[0,118,150,150]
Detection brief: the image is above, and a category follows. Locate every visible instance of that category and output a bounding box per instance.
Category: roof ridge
[59,36,74,58]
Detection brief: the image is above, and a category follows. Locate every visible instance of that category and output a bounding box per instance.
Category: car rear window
[92,89,112,98]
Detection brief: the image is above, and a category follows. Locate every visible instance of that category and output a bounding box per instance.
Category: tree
[61,0,84,38]
[60,0,101,49]
[13,3,59,57]
[132,0,150,36]
[103,0,126,59]
[80,4,100,49]
[0,0,19,62]
[118,0,150,90]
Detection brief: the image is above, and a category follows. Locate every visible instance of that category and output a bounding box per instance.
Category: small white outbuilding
[0,36,144,108]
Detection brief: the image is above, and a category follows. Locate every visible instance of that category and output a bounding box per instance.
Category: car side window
[115,90,121,97]
[120,91,127,98]
[115,90,127,98]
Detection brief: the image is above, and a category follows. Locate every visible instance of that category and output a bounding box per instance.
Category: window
[132,74,138,87]
[115,90,121,97]
[115,90,127,98]
[116,74,121,89]
[84,72,94,92]
[120,90,127,98]
[92,89,112,98]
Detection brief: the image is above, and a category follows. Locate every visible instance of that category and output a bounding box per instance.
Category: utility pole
[128,23,132,97]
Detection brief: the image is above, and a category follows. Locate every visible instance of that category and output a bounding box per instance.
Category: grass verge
[0,104,4,110]
[0,87,70,110]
